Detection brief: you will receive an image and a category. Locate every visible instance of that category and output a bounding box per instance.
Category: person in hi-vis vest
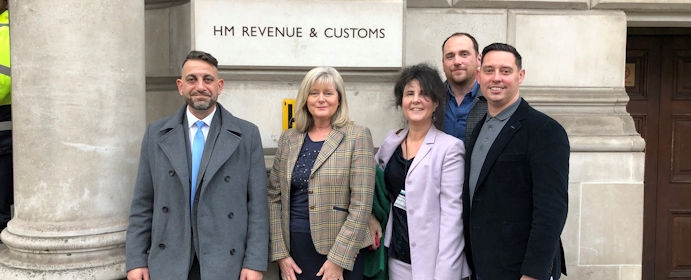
[0,0,12,234]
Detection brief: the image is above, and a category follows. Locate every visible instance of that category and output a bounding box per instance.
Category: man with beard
[441,32,487,143]
[126,50,269,280]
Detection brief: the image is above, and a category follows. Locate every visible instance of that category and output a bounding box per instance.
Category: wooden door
[626,28,691,280]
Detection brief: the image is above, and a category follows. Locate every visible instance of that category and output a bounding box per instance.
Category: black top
[385,145,413,264]
[289,134,324,233]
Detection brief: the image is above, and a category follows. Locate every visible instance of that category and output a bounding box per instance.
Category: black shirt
[385,145,413,264]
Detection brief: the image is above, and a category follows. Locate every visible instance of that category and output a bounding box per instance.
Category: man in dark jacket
[464,43,569,280]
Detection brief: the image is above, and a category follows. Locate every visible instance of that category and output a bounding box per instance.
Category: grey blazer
[126,104,269,279]
[464,96,487,147]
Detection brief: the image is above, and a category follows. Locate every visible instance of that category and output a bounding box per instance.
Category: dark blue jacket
[463,98,569,279]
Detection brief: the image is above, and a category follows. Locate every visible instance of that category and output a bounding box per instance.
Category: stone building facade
[0,0,688,279]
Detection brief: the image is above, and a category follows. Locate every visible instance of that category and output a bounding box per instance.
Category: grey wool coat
[126,104,269,279]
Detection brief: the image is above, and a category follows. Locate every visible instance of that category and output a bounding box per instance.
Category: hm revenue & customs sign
[191,0,404,69]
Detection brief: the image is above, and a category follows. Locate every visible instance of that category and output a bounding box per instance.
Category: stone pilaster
[0,0,145,278]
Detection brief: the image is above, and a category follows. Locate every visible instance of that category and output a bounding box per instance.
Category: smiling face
[176,59,224,119]
[442,35,480,88]
[478,50,524,114]
[306,79,340,124]
[401,79,438,126]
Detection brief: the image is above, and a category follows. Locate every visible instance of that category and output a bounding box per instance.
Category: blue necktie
[191,120,205,210]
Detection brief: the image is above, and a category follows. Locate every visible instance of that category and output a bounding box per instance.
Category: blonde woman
[269,67,375,280]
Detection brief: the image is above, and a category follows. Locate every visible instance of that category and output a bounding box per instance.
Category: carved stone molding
[145,0,188,9]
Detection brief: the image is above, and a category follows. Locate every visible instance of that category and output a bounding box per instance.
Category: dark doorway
[626,28,691,280]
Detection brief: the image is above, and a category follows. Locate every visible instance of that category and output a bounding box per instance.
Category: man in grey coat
[126,50,269,280]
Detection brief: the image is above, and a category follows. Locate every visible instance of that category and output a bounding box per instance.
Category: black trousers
[188,255,201,280]
[0,150,13,231]
[288,231,364,280]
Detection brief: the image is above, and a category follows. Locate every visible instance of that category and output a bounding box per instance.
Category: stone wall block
[0,0,146,278]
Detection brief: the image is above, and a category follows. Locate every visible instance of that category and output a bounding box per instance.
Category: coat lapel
[475,100,527,189]
[158,106,192,194]
[377,128,406,170]
[311,127,344,176]
[197,105,240,196]
[406,126,437,175]
[285,131,305,186]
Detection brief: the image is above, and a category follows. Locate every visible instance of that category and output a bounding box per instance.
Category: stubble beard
[451,70,474,86]
[187,96,216,111]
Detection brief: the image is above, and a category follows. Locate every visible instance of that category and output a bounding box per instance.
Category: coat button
[228,212,234,219]
[309,205,315,210]
[158,244,166,250]
[162,207,169,213]
[230,248,236,255]
[224,176,231,182]
[169,170,175,177]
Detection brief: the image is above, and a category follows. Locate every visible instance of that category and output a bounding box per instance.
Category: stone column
[0,0,145,278]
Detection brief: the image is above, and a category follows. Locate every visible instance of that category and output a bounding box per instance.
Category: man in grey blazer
[126,51,269,280]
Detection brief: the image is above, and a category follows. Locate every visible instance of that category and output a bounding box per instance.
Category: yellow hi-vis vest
[0,10,10,107]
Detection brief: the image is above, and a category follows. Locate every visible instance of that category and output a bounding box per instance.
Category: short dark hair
[441,32,479,56]
[394,64,446,129]
[481,43,522,69]
[182,50,219,69]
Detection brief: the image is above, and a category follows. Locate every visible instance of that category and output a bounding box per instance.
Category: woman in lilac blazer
[370,64,471,279]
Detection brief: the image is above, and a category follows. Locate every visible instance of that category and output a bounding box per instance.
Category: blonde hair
[294,67,350,132]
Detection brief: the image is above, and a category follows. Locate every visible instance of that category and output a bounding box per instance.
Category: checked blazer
[268,122,375,270]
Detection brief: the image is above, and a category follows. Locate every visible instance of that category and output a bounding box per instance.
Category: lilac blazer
[375,126,471,279]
